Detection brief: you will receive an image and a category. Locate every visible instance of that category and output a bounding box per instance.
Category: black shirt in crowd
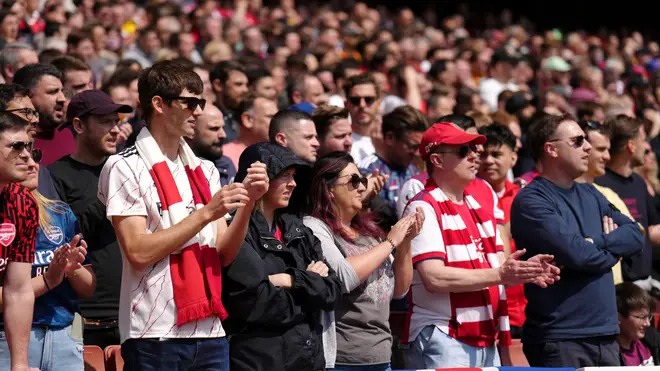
[48,155,122,321]
[596,168,660,281]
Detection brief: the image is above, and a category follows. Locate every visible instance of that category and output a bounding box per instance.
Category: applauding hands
[44,234,87,289]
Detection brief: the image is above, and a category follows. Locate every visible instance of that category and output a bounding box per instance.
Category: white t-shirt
[479,78,519,112]
[350,133,375,164]
[98,147,225,342]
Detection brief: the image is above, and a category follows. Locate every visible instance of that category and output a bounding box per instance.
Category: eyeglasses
[347,96,377,106]
[2,108,39,122]
[337,173,369,191]
[435,143,478,158]
[629,313,654,322]
[163,96,207,112]
[548,135,586,148]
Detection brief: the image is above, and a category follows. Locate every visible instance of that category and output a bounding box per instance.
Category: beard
[194,142,223,161]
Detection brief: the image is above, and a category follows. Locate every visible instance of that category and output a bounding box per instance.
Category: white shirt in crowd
[99,147,225,343]
[479,78,519,112]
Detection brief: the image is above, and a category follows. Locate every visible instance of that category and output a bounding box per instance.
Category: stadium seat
[84,345,106,371]
[105,345,124,371]
[510,339,529,366]
[655,313,660,328]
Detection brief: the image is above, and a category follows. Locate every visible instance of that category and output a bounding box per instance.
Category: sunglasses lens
[363,97,376,105]
[348,97,360,105]
[12,142,26,151]
[350,174,361,190]
[31,149,42,163]
[576,136,585,147]
[198,99,206,111]
[360,176,368,188]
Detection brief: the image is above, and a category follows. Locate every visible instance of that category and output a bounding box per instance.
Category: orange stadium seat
[84,345,106,371]
[105,345,124,371]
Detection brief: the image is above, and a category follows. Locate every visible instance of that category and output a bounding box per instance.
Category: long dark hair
[306,152,384,242]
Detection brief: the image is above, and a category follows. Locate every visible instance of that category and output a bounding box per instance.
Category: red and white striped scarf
[135,128,227,326]
[419,179,511,347]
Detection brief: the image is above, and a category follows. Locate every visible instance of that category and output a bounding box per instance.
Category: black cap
[505,93,532,114]
[234,142,309,183]
[60,90,132,131]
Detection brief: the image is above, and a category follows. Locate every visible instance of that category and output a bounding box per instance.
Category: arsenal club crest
[0,223,16,247]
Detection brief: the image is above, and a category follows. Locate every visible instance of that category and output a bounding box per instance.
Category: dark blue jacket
[511,177,644,344]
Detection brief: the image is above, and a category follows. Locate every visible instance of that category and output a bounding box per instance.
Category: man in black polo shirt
[48,90,132,349]
[596,115,660,287]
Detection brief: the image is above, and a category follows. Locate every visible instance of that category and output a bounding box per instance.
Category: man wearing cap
[47,90,132,349]
[401,122,559,368]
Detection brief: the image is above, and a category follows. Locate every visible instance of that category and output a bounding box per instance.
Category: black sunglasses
[435,143,478,158]
[549,135,586,148]
[1,108,39,122]
[347,95,377,106]
[163,96,207,111]
[338,173,369,191]
[9,141,33,153]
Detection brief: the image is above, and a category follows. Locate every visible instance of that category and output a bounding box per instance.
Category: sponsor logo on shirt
[0,223,16,247]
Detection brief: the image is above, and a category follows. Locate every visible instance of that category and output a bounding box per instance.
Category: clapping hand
[362,169,388,203]
[527,254,561,288]
[44,234,87,288]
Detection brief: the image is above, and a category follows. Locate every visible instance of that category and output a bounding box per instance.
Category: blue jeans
[122,337,229,371]
[405,325,500,368]
[0,324,84,371]
[329,364,391,371]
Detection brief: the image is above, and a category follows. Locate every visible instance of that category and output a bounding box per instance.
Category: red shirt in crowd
[496,180,527,328]
[0,183,39,280]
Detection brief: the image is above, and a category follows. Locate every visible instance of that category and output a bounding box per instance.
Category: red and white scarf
[135,128,227,326]
[415,179,511,347]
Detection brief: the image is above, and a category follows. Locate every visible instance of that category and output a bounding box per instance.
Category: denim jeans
[329,363,392,371]
[405,325,500,368]
[122,337,230,371]
[0,324,84,371]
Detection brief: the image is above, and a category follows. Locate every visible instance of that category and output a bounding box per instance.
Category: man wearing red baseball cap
[401,122,559,368]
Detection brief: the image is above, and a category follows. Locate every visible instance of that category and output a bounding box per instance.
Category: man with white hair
[0,42,38,83]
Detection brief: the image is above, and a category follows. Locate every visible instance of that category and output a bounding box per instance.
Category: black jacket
[222,210,342,371]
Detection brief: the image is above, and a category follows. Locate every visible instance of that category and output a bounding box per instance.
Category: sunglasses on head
[338,173,369,191]
[435,143,478,158]
[580,120,602,130]
[163,96,207,111]
[347,95,377,106]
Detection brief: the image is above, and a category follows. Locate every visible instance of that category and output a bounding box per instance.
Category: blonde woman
[0,156,96,371]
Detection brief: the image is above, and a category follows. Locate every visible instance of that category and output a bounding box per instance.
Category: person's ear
[511,149,518,167]
[275,132,287,147]
[152,96,166,115]
[72,117,85,136]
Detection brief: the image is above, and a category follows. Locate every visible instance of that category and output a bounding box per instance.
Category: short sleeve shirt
[0,183,39,279]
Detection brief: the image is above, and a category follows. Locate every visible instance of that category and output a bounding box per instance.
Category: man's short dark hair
[382,105,428,139]
[138,60,203,123]
[106,68,140,88]
[576,102,603,121]
[13,63,63,91]
[246,68,271,87]
[38,48,64,64]
[51,56,90,83]
[437,114,476,131]
[343,73,379,98]
[527,113,575,162]
[312,105,349,140]
[210,60,245,85]
[478,123,517,151]
[66,31,92,49]
[578,119,611,141]
[268,109,312,142]
[616,282,656,317]
[604,115,643,156]
[0,111,30,134]
[0,84,28,110]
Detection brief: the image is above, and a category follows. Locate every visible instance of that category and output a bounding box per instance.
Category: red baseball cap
[420,122,486,160]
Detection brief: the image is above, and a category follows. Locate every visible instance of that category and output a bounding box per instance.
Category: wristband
[43,274,51,291]
[385,238,396,251]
